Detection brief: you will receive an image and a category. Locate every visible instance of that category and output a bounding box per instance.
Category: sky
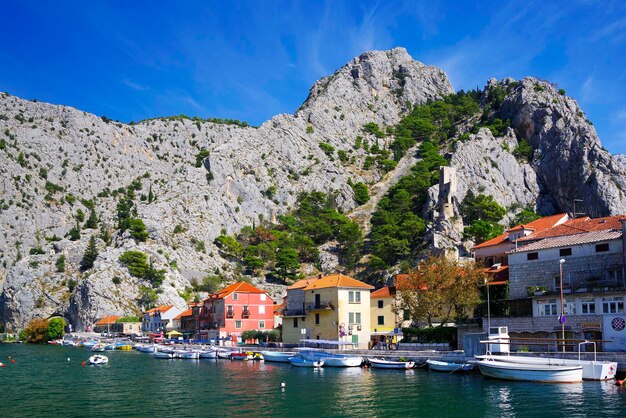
[1,1,626,153]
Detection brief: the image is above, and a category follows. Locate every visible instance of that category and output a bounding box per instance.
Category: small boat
[230,352,253,361]
[290,357,324,368]
[260,351,296,363]
[91,344,106,352]
[426,359,474,372]
[115,342,132,351]
[82,340,98,349]
[199,350,218,359]
[103,343,116,351]
[475,359,583,383]
[475,354,618,381]
[154,351,174,359]
[88,355,109,365]
[369,358,415,370]
[323,356,363,367]
[48,339,63,345]
[217,350,234,359]
[135,344,157,353]
[173,350,199,359]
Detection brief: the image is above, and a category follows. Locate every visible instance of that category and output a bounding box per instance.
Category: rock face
[1,48,625,331]
[0,48,452,330]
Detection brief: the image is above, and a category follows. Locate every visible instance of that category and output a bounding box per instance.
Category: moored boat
[323,356,363,367]
[369,358,415,369]
[88,354,109,365]
[475,359,583,383]
[475,354,617,381]
[135,344,157,353]
[230,352,252,361]
[426,359,474,372]
[154,351,174,359]
[260,351,296,363]
[173,350,200,359]
[199,350,218,359]
[216,349,234,359]
[91,344,106,352]
[290,357,324,368]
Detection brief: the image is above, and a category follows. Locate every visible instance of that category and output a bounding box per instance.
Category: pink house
[197,281,275,343]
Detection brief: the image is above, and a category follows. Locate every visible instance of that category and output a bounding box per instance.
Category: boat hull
[199,350,217,359]
[476,360,583,383]
[290,358,324,368]
[427,359,474,372]
[154,352,174,359]
[88,355,109,365]
[323,357,363,367]
[260,351,296,363]
[369,358,414,369]
[475,355,617,381]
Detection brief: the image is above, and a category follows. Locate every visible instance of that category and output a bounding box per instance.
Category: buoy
[81,361,86,366]
[67,358,71,362]
[280,381,286,388]
[0,362,5,367]
[11,359,15,363]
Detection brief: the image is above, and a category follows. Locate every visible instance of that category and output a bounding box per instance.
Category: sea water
[0,344,625,417]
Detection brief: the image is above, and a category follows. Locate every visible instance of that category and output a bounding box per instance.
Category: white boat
[475,354,617,381]
[322,356,363,367]
[88,355,109,365]
[260,351,296,363]
[369,358,415,369]
[199,350,218,359]
[135,344,157,353]
[217,349,234,359]
[290,357,324,368]
[427,359,475,372]
[154,351,174,359]
[475,359,583,383]
[173,350,199,359]
[91,344,105,352]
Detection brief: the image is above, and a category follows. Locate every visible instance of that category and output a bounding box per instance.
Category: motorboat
[426,359,474,372]
[230,352,253,361]
[154,351,174,359]
[135,344,157,353]
[475,359,583,383]
[173,350,199,359]
[217,349,234,359]
[475,354,617,381]
[260,351,296,363]
[199,350,217,359]
[88,355,109,365]
[298,349,362,367]
[290,357,324,368]
[91,344,106,352]
[369,358,415,369]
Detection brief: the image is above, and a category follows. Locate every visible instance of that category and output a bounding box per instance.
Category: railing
[307,302,334,311]
[226,312,234,318]
[282,309,305,317]
[242,310,250,318]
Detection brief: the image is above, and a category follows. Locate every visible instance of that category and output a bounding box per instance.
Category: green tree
[67,222,81,241]
[137,286,158,310]
[144,259,166,288]
[337,221,363,270]
[84,208,98,229]
[119,251,148,277]
[395,256,484,327]
[463,220,505,243]
[80,235,99,271]
[128,218,148,242]
[351,182,370,205]
[46,317,65,340]
[20,318,49,343]
[511,209,541,227]
[274,247,300,283]
[55,255,66,272]
[461,191,506,223]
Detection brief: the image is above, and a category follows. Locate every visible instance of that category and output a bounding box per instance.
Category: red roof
[518,215,626,242]
[146,305,173,315]
[208,281,268,300]
[95,315,120,326]
[287,277,319,290]
[371,286,394,299]
[473,213,569,249]
[304,274,374,290]
[173,308,193,320]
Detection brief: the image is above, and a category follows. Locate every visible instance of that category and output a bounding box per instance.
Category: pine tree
[67,222,81,241]
[80,236,99,271]
[85,208,98,229]
[147,184,155,203]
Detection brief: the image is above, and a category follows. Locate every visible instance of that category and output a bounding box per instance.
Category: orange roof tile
[273,303,284,315]
[473,213,569,249]
[287,277,319,290]
[210,281,269,300]
[371,286,394,299]
[173,308,193,320]
[519,215,626,241]
[95,315,121,326]
[304,274,374,290]
[146,305,173,315]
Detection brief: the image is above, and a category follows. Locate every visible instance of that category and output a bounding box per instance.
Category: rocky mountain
[1,47,625,331]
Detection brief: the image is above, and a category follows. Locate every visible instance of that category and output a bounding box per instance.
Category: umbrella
[166,330,183,337]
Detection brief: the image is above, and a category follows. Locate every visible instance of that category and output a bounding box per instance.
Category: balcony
[307,302,334,312]
[242,310,250,318]
[282,309,305,317]
[226,311,234,319]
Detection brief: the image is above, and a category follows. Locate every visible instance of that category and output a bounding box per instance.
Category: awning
[166,330,183,336]
[370,331,403,336]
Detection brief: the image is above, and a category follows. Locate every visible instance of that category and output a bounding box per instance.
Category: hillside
[1,48,625,331]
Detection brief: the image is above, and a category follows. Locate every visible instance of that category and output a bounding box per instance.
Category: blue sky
[2,1,626,153]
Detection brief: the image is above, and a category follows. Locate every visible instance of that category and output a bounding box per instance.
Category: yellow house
[370,286,396,334]
[282,274,373,348]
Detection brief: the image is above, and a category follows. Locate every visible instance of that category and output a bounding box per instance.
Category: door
[351,334,358,347]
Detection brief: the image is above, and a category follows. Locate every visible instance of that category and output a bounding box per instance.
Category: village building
[282,274,373,348]
[142,305,184,334]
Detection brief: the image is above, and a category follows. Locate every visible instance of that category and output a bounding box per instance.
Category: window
[581,298,596,314]
[564,300,576,315]
[259,320,265,329]
[595,243,609,253]
[403,310,410,321]
[559,248,572,257]
[538,299,557,316]
[226,305,233,316]
[235,320,242,329]
[607,269,624,283]
[315,313,320,325]
[378,300,384,309]
[260,294,266,301]
[602,297,624,314]
[349,291,361,303]
[259,305,265,314]
[233,293,238,300]
[293,318,298,328]
[377,316,384,325]
[527,252,539,261]
[355,313,361,324]
[349,312,354,324]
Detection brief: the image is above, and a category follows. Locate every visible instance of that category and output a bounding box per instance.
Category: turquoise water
[1,345,625,417]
